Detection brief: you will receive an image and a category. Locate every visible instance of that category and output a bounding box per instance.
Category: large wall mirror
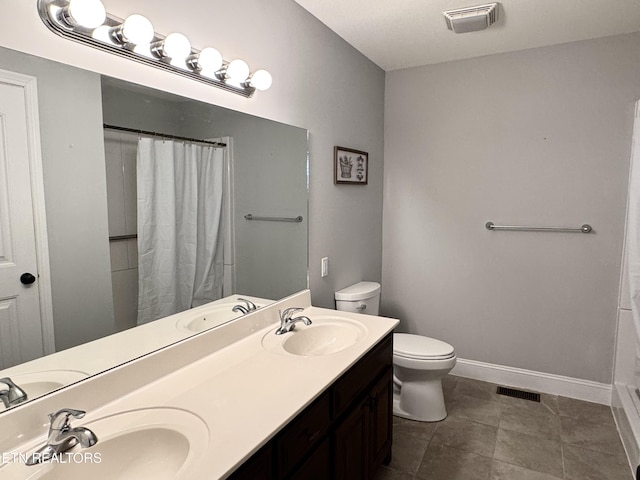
[0,45,308,413]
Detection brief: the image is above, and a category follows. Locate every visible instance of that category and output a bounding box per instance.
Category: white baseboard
[451,358,612,405]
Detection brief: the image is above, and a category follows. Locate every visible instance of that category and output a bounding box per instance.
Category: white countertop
[0,291,398,479]
[0,293,271,385]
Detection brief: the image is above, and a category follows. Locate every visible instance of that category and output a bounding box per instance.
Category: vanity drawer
[332,333,393,419]
[276,392,331,477]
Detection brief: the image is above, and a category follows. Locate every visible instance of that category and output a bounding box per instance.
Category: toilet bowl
[393,333,456,422]
[335,281,456,423]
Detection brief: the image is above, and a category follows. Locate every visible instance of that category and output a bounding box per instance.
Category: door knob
[20,273,36,285]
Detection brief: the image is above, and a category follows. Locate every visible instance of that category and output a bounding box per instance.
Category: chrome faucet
[275,307,312,335]
[0,377,27,408]
[232,298,258,315]
[232,304,249,315]
[26,408,98,466]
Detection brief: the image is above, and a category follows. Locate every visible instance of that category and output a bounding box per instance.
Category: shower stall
[614,100,640,469]
[103,128,235,329]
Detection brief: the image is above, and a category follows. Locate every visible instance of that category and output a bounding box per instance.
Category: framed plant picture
[334,146,368,185]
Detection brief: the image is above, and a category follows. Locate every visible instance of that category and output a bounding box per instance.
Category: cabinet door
[334,399,369,480]
[369,367,393,468]
[288,438,331,480]
[276,392,331,477]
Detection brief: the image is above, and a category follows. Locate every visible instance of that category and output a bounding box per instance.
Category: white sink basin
[262,316,367,356]
[2,408,209,479]
[0,370,90,410]
[11,370,89,399]
[176,302,265,333]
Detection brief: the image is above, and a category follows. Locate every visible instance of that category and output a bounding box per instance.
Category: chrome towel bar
[485,222,592,233]
[245,214,303,223]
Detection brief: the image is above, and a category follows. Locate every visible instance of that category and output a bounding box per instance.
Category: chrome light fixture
[219,59,250,83]
[151,33,191,62]
[187,47,223,78]
[247,70,273,92]
[37,0,272,97]
[109,14,155,47]
[58,0,106,29]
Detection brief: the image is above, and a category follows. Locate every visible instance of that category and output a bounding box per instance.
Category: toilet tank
[335,281,381,316]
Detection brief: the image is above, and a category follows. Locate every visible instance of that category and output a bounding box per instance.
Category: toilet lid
[394,333,455,360]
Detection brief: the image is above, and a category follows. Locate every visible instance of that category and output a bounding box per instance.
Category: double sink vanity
[0,290,398,479]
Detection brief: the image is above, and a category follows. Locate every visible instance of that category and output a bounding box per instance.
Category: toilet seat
[394,333,455,360]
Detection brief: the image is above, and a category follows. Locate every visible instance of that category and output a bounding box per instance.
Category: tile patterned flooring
[374,375,633,480]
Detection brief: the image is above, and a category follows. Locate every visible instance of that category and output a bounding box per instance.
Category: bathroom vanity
[230,333,393,480]
[0,290,399,479]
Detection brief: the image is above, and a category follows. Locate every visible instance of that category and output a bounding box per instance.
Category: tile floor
[375,375,633,480]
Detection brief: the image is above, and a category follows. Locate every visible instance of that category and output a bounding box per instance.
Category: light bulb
[225,59,250,83]
[111,14,154,45]
[248,69,272,91]
[162,33,191,60]
[190,47,223,77]
[61,0,106,29]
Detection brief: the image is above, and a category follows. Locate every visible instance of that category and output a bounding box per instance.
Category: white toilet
[335,281,456,422]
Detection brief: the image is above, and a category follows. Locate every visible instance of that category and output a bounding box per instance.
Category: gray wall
[383,33,640,384]
[207,112,308,300]
[0,47,115,351]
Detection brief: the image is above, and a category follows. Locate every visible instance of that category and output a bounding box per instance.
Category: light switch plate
[321,257,329,277]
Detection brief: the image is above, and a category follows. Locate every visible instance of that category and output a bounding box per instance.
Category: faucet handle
[49,408,86,432]
[281,307,304,321]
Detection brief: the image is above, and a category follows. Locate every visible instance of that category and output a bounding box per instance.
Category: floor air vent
[496,386,541,402]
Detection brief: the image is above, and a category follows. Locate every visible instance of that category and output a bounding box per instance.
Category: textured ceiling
[293,0,640,71]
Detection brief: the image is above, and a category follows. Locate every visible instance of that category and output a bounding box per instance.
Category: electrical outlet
[321,257,329,277]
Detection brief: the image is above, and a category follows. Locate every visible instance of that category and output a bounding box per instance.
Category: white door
[0,72,54,369]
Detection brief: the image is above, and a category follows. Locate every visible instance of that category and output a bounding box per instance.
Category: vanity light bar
[36,0,272,98]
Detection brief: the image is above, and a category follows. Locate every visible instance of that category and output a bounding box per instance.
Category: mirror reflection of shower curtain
[136,138,224,325]
[627,101,640,390]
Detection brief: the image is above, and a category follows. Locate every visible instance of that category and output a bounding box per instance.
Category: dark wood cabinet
[289,438,331,480]
[369,368,393,467]
[228,333,393,480]
[334,396,370,480]
[334,366,393,480]
[276,392,331,478]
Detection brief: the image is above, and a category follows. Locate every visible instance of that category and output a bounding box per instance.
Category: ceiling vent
[443,3,499,34]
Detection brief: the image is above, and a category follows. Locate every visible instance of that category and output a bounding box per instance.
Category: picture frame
[334,146,368,185]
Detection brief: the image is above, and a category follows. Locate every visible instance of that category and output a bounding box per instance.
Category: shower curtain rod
[103,124,227,148]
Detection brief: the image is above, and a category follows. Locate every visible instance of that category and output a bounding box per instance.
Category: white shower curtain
[627,101,640,389]
[136,138,224,325]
